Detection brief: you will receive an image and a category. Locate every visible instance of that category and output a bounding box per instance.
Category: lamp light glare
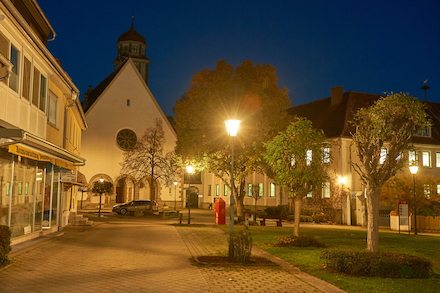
[225,120,241,136]
[409,165,419,175]
[186,166,194,174]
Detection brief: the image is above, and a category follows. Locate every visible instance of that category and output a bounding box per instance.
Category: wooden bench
[259,215,286,227]
[159,210,180,218]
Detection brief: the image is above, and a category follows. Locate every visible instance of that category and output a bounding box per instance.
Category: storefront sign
[8,145,55,164]
[61,169,77,183]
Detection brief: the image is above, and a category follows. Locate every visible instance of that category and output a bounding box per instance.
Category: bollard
[179,213,183,224]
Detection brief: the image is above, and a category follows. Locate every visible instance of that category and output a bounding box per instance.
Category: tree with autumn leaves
[173,60,292,220]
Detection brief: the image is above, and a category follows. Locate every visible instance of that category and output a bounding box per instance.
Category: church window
[116,129,137,150]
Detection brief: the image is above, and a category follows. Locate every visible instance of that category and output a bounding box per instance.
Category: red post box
[214,198,226,225]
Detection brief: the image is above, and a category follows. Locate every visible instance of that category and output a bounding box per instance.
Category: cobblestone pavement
[1,211,346,293]
[177,226,345,293]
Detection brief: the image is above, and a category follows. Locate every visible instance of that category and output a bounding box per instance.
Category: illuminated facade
[0,0,87,242]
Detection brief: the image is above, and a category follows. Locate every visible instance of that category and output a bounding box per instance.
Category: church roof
[81,59,127,112]
[117,24,147,45]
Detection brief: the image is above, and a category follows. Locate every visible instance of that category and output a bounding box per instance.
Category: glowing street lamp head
[225,120,241,136]
[409,165,419,175]
[99,178,104,183]
[186,165,194,174]
[338,177,346,185]
[173,181,178,186]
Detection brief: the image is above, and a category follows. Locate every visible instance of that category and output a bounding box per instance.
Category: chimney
[331,86,344,105]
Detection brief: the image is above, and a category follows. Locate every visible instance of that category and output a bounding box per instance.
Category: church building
[80,24,181,209]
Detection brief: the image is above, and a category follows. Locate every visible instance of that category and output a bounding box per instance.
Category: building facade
[289,86,440,226]
[0,0,87,243]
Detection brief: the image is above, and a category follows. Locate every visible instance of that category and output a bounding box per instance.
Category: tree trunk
[293,197,302,237]
[366,186,381,252]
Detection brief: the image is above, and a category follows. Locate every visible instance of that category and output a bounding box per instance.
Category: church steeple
[113,23,150,84]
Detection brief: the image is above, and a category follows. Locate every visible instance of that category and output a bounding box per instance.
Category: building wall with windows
[0,0,87,242]
[289,86,440,226]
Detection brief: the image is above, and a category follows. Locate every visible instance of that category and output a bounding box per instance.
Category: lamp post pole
[409,165,419,235]
[98,178,104,217]
[186,166,194,225]
[225,119,241,259]
[173,181,178,211]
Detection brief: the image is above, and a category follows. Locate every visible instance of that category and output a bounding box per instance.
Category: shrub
[275,235,327,248]
[0,225,11,267]
[300,215,313,222]
[230,230,253,263]
[320,249,433,278]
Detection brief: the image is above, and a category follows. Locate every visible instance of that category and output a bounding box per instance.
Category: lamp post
[98,178,104,217]
[409,164,419,235]
[225,119,241,259]
[338,177,346,224]
[173,181,178,211]
[186,166,194,224]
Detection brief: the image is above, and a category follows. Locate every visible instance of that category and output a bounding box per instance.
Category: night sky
[38,0,440,116]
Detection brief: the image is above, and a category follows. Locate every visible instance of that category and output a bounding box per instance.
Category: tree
[264,117,331,236]
[351,93,430,252]
[91,180,114,217]
[120,119,181,207]
[174,60,292,220]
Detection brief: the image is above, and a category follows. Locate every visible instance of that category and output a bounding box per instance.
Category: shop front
[0,130,86,242]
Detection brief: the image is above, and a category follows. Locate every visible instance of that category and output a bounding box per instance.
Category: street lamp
[186,166,194,224]
[225,119,241,259]
[173,181,178,211]
[98,178,105,217]
[409,164,419,235]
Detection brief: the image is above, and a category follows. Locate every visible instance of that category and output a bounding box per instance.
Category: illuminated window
[223,185,228,196]
[306,150,312,166]
[424,184,431,198]
[259,183,263,197]
[422,151,431,167]
[436,153,440,167]
[215,184,219,196]
[247,184,252,196]
[323,182,330,198]
[270,183,275,197]
[380,148,387,164]
[408,151,417,166]
[323,147,331,163]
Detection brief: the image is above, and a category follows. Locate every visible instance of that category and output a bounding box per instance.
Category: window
[437,185,440,195]
[9,44,19,92]
[259,183,263,197]
[208,185,211,196]
[290,154,295,166]
[127,99,130,106]
[422,151,431,167]
[116,129,137,150]
[223,185,228,196]
[215,184,219,196]
[380,148,387,164]
[270,183,275,197]
[409,151,417,166]
[306,191,312,198]
[306,150,312,166]
[436,153,440,168]
[22,57,31,100]
[323,182,331,198]
[48,92,58,125]
[247,184,252,196]
[424,184,431,198]
[39,75,47,111]
[323,147,331,163]
[415,126,430,137]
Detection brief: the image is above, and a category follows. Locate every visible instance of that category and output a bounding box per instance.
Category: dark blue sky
[39,0,440,116]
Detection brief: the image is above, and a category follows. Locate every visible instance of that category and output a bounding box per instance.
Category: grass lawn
[222,225,440,293]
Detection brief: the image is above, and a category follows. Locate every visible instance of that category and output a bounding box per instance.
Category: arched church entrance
[115,177,135,203]
[186,186,199,208]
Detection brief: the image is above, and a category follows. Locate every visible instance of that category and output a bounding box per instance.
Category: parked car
[112,200,158,215]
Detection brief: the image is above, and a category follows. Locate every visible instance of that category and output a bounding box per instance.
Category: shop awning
[0,128,86,168]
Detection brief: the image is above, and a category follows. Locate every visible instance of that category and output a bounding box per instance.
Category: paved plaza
[1,209,345,293]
